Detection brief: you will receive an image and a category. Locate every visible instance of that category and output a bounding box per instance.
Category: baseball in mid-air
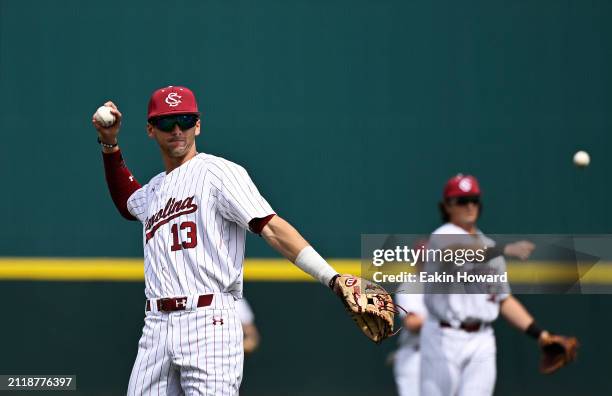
[573,150,590,167]
[94,105,116,127]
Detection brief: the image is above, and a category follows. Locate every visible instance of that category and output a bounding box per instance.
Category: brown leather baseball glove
[332,274,395,343]
[539,334,579,374]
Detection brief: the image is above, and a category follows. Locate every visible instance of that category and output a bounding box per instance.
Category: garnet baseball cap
[147,86,200,119]
[443,174,481,199]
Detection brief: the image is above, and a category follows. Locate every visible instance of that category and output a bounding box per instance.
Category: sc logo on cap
[458,178,473,192]
[165,93,182,107]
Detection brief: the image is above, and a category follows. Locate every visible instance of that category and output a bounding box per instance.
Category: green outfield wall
[1,0,611,258]
[1,0,611,394]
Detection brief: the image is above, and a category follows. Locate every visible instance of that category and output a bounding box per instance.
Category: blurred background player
[392,292,427,396]
[389,238,429,396]
[236,298,260,355]
[420,174,556,396]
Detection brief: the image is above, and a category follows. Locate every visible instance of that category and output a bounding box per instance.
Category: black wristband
[328,273,340,290]
[97,137,118,149]
[525,321,543,340]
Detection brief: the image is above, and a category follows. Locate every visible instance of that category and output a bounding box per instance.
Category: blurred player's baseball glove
[332,275,395,343]
[539,334,579,374]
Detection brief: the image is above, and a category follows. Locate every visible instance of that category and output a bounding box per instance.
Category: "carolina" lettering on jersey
[145,196,198,241]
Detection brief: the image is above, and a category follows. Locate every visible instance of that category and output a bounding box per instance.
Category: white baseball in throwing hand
[94,105,116,127]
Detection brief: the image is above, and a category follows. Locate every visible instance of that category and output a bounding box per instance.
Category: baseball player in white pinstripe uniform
[420,174,554,396]
[92,86,342,395]
[393,293,426,396]
[236,298,260,355]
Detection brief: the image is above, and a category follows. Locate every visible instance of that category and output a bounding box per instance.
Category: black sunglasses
[149,114,199,132]
[451,196,481,206]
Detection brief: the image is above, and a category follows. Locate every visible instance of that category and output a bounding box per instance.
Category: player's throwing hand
[504,241,536,260]
[92,101,122,148]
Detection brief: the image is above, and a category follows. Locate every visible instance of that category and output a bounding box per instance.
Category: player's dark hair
[439,201,450,223]
[438,200,483,223]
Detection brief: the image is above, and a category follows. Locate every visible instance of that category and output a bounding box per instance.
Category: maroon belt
[146,294,214,312]
[440,320,490,333]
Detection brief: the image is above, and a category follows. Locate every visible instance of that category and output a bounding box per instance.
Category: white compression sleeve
[294,246,338,286]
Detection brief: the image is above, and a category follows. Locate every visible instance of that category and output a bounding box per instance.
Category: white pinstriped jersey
[236,298,255,325]
[126,153,275,300]
[424,223,510,324]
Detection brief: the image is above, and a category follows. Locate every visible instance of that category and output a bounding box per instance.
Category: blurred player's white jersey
[421,223,507,396]
[394,293,426,396]
[127,153,275,299]
[236,298,255,325]
[424,223,509,324]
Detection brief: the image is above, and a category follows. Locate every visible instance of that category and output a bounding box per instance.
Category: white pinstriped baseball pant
[420,319,496,396]
[394,346,421,396]
[127,294,243,396]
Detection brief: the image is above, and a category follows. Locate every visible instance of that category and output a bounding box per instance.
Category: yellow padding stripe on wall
[0,258,612,283]
[0,258,145,281]
[0,258,356,282]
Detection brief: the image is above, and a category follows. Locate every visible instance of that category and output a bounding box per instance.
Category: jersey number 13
[170,221,197,251]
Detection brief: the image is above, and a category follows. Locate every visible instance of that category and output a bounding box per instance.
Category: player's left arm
[260,215,338,288]
[501,294,580,373]
[261,215,395,343]
[500,295,550,342]
[260,215,308,261]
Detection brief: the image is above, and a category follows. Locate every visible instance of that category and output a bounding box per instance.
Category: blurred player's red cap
[443,174,481,198]
[147,86,200,119]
